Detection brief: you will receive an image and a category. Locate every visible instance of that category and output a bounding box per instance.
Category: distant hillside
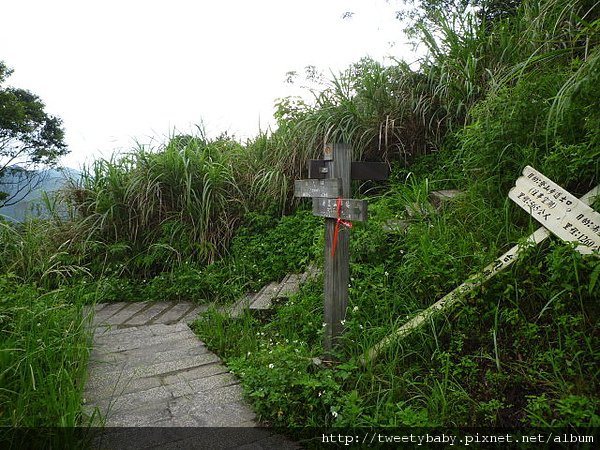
[0,167,80,221]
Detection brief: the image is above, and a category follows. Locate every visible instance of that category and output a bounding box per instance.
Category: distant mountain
[0,166,80,221]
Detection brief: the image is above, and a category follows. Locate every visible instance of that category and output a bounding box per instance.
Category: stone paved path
[83,301,299,448]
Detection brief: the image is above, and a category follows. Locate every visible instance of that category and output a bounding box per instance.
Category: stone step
[382,219,409,233]
[84,300,298,445]
[430,189,464,209]
[88,340,211,373]
[86,372,240,415]
[179,304,210,324]
[84,360,229,401]
[405,202,434,218]
[103,302,151,326]
[299,263,320,283]
[122,302,177,327]
[227,293,256,318]
[404,190,464,218]
[92,302,131,325]
[276,273,301,299]
[249,282,280,310]
[229,264,319,316]
[154,302,197,324]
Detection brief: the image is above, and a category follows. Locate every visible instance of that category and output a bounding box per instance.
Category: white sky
[1,0,418,169]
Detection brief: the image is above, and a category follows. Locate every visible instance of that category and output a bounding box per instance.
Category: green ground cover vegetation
[1,0,598,433]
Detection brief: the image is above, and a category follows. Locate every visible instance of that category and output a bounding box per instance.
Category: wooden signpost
[294,143,389,352]
[363,166,599,364]
[308,160,389,181]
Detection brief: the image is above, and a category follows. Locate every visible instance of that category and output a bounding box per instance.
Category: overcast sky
[1,0,418,169]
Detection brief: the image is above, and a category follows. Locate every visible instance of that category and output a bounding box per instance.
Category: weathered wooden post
[294,143,388,352]
[322,143,350,351]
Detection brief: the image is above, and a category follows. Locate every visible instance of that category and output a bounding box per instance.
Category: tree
[0,61,68,207]
[396,0,523,30]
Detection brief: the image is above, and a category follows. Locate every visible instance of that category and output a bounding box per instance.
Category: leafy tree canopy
[0,61,68,206]
[397,0,523,30]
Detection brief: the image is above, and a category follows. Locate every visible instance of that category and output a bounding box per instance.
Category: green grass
[0,276,93,427]
[1,0,598,433]
[193,174,600,430]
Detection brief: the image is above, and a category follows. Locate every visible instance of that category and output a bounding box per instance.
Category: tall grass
[275,59,442,167]
[66,136,248,275]
[195,157,600,429]
[0,218,89,287]
[1,0,598,432]
[0,278,92,427]
[192,0,600,432]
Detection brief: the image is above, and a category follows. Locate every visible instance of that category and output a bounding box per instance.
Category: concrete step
[195,264,322,319]
[249,282,280,311]
[430,189,464,209]
[84,300,299,446]
[226,293,255,319]
[382,219,409,233]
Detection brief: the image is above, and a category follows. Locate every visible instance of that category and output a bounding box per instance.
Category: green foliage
[194,10,600,423]
[84,208,323,305]
[525,394,600,427]
[228,345,356,427]
[0,276,92,426]
[228,210,321,291]
[197,174,600,429]
[195,282,366,428]
[67,136,244,271]
[0,219,89,288]
[456,57,600,203]
[276,58,444,167]
[2,0,600,433]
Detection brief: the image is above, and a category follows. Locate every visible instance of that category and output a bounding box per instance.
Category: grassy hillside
[0,0,598,434]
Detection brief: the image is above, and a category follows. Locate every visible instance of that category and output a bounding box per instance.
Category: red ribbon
[331,197,352,257]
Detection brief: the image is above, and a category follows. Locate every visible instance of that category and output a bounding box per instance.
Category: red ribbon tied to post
[331,197,353,257]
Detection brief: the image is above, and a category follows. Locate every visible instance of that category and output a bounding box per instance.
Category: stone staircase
[82,265,319,430]
[83,301,300,448]
[226,264,320,318]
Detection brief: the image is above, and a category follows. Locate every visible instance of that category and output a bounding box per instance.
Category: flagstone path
[82,267,319,447]
[84,301,237,425]
[83,301,300,448]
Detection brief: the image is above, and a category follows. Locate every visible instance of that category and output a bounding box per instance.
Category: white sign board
[294,179,341,198]
[312,197,367,222]
[509,166,600,254]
